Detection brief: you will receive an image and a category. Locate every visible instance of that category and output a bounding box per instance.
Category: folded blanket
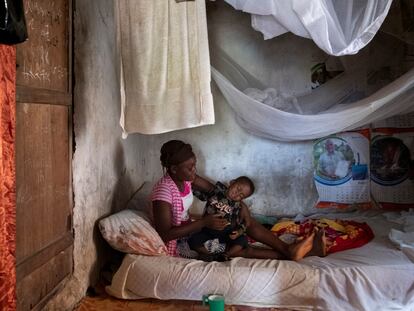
[271,218,374,254]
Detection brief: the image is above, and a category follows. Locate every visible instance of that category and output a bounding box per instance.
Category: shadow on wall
[110,140,135,214]
[89,140,135,289]
[90,218,124,291]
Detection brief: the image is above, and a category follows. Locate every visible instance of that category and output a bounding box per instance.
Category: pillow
[99,209,167,256]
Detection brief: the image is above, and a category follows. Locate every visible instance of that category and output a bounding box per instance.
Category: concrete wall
[45,1,407,310]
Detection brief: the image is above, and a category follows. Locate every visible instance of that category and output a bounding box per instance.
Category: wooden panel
[16,86,71,106]
[16,103,71,263]
[16,232,73,281]
[16,0,69,91]
[16,246,72,311]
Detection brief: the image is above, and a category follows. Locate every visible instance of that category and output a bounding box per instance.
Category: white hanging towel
[116,0,215,137]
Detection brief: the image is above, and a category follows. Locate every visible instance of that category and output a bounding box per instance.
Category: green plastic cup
[202,294,225,311]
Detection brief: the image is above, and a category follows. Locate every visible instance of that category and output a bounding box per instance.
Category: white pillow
[99,209,167,256]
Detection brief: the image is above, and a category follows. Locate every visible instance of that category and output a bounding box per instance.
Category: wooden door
[15,0,73,310]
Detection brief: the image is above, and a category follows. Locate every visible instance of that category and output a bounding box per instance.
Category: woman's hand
[203,214,228,230]
[239,202,252,227]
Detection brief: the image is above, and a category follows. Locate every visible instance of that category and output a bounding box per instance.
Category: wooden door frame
[15,0,73,309]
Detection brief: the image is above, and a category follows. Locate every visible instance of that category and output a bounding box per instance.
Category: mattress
[106,211,414,311]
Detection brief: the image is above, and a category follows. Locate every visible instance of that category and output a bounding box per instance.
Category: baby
[189,176,255,261]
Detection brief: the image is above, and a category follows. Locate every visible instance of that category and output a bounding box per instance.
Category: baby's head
[226,176,255,202]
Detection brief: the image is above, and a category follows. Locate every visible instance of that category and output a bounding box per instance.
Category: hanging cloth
[224,0,392,56]
[116,0,215,137]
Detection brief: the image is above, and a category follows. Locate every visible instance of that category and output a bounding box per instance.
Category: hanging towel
[116,0,215,137]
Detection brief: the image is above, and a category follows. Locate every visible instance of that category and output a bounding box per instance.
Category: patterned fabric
[176,237,198,259]
[151,174,192,256]
[0,44,16,311]
[195,181,245,233]
[271,218,374,254]
[177,237,226,258]
[99,209,167,256]
[204,238,227,254]
[106,254,318,306]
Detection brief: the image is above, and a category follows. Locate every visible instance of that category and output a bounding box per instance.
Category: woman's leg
[246,218,316,260]
[225,244,243,258]
[230,246,283,260]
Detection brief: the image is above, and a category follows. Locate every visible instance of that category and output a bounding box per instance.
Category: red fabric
[327,220,374,253]
[0,44,16,311]
[272,218,374,254]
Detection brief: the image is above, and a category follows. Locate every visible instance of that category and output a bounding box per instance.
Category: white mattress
[106,211,414,311]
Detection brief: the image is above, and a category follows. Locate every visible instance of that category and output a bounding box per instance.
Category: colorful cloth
[151,174,192,256]
[271,218,374,254]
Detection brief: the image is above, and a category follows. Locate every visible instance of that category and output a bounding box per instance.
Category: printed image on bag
[314,129,370,209]
[371,128,414,209]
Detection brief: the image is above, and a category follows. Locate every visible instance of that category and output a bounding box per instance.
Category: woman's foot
[289,231,315,261]
[308,228,327,257]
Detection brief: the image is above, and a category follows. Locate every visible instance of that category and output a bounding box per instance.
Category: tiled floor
[75,296,292,311]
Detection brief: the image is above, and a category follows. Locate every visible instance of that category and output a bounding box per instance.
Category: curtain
[0,44,16,311]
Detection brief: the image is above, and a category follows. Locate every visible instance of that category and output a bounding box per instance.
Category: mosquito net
[209,1,414,142]
[224,0,393,56]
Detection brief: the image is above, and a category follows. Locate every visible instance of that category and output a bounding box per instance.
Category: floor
[75,296,291,311]
[74,268,293,311]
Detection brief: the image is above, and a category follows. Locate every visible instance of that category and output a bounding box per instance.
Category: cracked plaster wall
[44,0,153,309]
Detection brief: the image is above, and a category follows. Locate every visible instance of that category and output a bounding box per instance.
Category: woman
[152,140,318,260]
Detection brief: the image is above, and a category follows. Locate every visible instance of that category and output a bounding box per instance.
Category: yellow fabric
[316,218,346,232]
[270,220,295,232]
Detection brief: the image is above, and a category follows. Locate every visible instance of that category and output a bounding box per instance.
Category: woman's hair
[160,140,195,168]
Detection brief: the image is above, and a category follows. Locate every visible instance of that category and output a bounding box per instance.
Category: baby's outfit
[188,182,248,252]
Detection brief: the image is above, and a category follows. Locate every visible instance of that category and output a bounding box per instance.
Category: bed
[105,210,414,311]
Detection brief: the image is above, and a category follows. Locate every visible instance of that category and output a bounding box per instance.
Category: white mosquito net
[209,1,414,142]
[224,0,393,56]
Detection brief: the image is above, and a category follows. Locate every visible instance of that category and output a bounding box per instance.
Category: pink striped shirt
[151,174,192,256]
